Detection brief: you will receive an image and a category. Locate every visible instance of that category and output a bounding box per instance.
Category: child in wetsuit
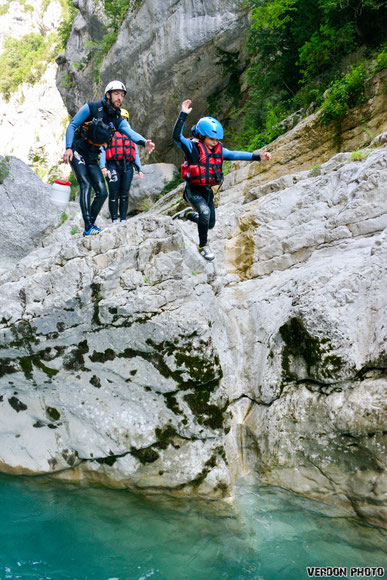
[172,99,271,260]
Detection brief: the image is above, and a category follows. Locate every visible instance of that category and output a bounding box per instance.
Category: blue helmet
[196,116,224,139]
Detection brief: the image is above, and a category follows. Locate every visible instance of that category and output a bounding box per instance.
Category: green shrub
[227,0,386,150]
[349,149,371,161]
[0,3,10,16]
[320,62,368,125]
[0,159,10,184]
[0,33,57,100]
[57,0,77,50]
[158,169,184,197]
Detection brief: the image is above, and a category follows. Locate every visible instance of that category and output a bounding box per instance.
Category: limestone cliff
[0,128,385,525]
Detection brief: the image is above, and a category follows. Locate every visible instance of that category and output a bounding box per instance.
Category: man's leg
[70,151,93,231]
[88,163,108,226]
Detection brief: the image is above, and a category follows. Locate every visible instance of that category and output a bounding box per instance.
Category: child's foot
[172,208,195,221]
[112,219,119,224]
[198,245,215,261]
[93,225,102,232]
[83,225,101,236]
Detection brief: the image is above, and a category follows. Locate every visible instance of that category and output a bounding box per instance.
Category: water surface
[0,473,385,579]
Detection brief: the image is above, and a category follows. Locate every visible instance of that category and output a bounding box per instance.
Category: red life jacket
[105,132,136,163]
[181,139,223,186]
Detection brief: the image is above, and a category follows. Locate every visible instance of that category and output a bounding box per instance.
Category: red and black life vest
[181,139,223,186]
[105,132,136,163]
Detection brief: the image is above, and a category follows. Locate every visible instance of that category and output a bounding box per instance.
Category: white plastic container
[51,179,71,206]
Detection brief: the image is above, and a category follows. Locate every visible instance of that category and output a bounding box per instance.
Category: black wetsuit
[106,160,134,221]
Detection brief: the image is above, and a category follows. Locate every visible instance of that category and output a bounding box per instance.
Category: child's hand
[101,168,108,178]
[138,171,144,179]
[261,147,271,162]
[181,99,192,114]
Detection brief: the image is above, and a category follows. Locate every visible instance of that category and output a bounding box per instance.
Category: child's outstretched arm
[172,99,196,158]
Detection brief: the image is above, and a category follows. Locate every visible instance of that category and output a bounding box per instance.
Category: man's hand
[63,148,73,163]
[181,99,192,114]
[261,147,271,162]
[145,140,155,153]
[101,168,108,178]
[138,171,144,179]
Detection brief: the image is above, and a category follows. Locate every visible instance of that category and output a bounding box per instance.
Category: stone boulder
[0,156,62,272]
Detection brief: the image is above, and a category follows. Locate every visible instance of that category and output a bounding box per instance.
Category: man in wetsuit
[63,80,155,236]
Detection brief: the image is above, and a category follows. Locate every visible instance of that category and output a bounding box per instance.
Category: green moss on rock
[279,317,344,380]
[46,406,61,421]
[130,446,160,464]
[155,425,177,450]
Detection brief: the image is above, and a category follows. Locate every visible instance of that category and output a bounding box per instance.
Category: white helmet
[104,80,127,95]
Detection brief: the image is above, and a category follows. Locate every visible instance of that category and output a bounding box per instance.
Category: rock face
[0,0,69,176]
[56,0,250,163]
[0,156,62,272]
[0,142,386,524]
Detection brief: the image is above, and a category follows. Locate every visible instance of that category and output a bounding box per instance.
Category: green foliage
[349,149,371,161]
[70,226,78,235]
[0,3,10,15]
[88,32,119,83]
[59,212,68,225]
[57,0,77,50]
[320,62,368,124]
[229,0,386,151]
[104,0,132,33]
[298,23,356,85]
[0,159,10,184]
[374,45,387,73]
[158,169,184,197]
[309,164,321,175]
[0,33,57,100]
[90,1,144,81]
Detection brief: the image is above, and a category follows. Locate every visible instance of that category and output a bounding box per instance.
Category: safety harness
[181,139,223,186]
[76,101,119,147]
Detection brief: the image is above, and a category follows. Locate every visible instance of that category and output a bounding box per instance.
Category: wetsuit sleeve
[134,144,142,172]
[99,147,106,169]
[65,104,91,149]
[172,112,195,158]
[222,147,261,161]
[118,119,146,147]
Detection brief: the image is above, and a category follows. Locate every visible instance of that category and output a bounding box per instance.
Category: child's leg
[185,186,212,247]
[106,162,121,222]
[118,165,134,221]
[208,191,216,231]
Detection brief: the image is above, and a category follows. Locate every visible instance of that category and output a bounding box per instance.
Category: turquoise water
[0,474,385,580]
